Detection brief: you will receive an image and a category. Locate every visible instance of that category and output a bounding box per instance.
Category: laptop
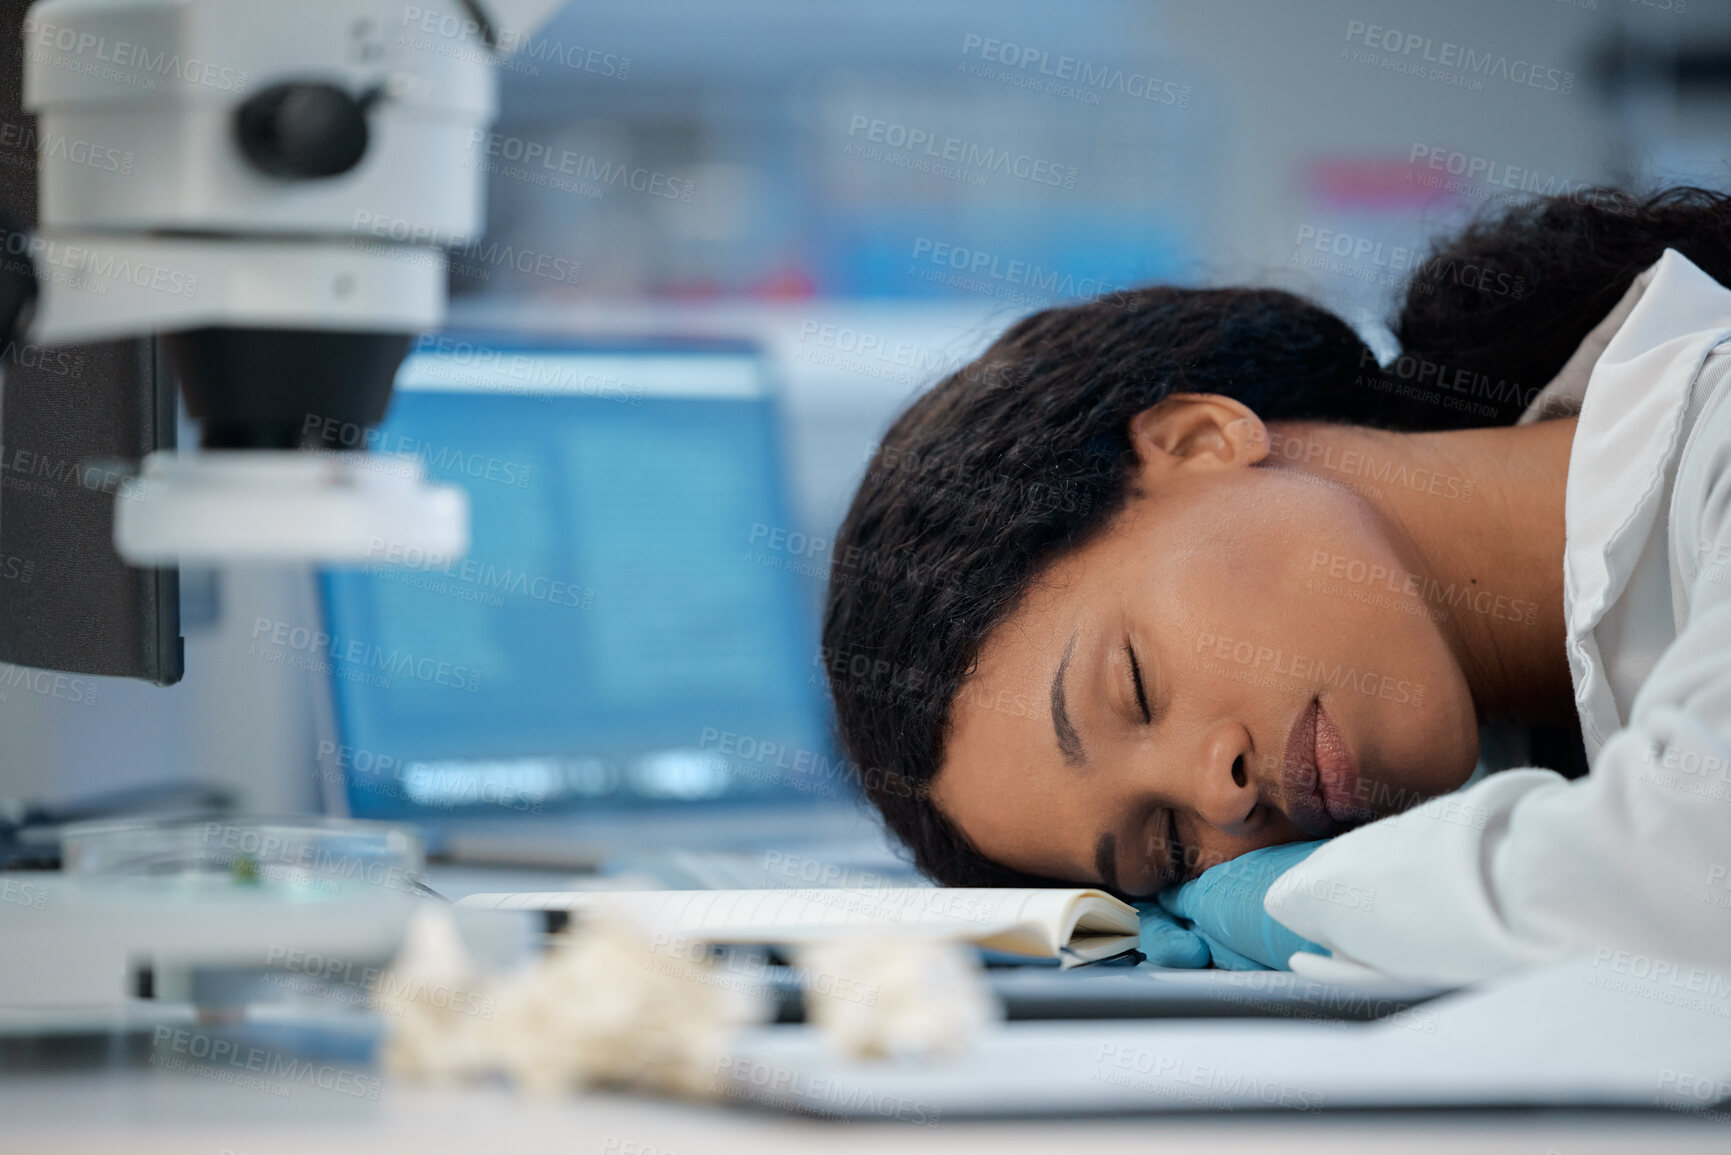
[310,332,882,868]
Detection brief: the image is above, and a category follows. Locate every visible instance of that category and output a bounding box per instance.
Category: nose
[1188,720,1260,833]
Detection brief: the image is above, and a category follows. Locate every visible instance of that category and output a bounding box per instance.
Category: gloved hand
[1155,840,1331,970]
[1132,901,1261,969]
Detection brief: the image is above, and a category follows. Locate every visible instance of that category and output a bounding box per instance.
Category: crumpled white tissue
[370,905,496,1083]
[482,917,767,1098]
[796,935,1000,1060]
[373,907,766,1100]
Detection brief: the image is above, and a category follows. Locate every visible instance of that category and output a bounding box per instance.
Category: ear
[1128,393,1270,482]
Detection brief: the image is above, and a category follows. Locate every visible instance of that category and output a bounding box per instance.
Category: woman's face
[930,396,1481,897]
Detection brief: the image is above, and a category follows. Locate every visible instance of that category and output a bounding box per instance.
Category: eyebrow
[1094,831,1121,894]
[1051,631,1084,766]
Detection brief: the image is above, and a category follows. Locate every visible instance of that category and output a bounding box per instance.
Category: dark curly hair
[821,186,1731,887]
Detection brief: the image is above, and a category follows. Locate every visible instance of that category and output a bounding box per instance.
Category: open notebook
[457,887,1140,966]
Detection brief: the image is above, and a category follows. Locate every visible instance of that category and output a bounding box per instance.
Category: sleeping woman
[820,187,1731,984]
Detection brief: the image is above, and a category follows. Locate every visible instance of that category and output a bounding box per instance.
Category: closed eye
[1126,641,1152,724]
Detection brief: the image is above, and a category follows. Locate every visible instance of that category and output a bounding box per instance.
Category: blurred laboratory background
[3,0,1728,856]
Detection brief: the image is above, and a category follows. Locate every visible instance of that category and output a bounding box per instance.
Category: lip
[1279,697,1349,838]
[1313,700,1362,822]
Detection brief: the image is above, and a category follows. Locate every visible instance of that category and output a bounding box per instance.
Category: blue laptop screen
[318,339,840,820]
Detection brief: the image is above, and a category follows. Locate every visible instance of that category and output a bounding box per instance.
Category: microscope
[5,0,567,564]
[0,0,565,1021]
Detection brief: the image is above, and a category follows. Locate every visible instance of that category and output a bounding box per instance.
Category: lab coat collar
[1523,250,1731,750]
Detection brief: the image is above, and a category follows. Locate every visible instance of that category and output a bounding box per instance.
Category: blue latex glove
[1155,840,1331,970]
[1132,901,1261,969]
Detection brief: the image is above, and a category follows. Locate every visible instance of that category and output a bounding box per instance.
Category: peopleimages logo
[0,230,199,299]
[1194,630,1425,708]
[959,34,1192,108]
[248,617,483,693]
[23,15,249,93]
[908,237,1126,303]
[399,6,631,80]
[847,117,1079,188]
[464,131,693,203]
[0,122,134,175]
[151,1027,382,1100]
[1342,20,1574,94]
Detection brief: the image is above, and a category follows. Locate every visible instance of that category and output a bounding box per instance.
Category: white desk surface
[6,865,1728,1152]
[2,1070,1729,1155]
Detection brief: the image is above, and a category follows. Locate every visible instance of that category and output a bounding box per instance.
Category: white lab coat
[1265,249,1731,986]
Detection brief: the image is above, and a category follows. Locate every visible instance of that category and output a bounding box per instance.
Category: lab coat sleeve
[1265,424,1731,986]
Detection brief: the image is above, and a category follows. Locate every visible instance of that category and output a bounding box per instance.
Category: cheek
[1350,662,1479,806]
[935,739,1095,882]
[1145,483,1476,791]
[1140,492,1344,653]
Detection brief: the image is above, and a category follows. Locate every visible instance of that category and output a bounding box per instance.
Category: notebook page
[460,887,1133,957]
